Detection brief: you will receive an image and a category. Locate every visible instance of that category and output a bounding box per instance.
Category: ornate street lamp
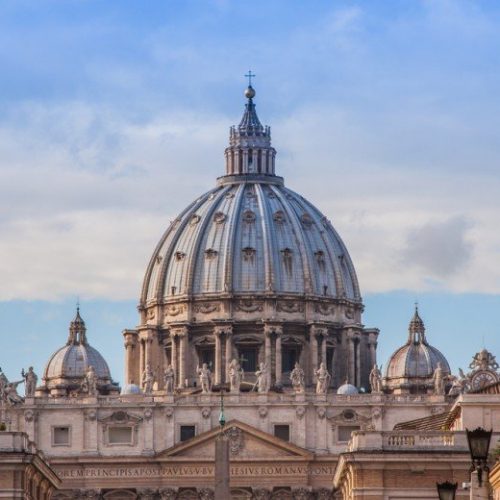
[436,481,457,500]
[466,427,493,487]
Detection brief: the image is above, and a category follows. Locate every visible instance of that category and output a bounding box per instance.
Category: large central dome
[141,87,360,304]
[127,84,376,394]
[142,178,359,302]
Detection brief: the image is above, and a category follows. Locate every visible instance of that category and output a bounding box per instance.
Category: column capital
[263,323,283,336]
[171,326,189,338]
[123,329,138,347]
[346,328,361,341]
[309,324,327,337]
[213,324,233,337]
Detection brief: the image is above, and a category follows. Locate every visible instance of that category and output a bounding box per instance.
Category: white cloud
[0,97,499,301]
[400,216,473,278]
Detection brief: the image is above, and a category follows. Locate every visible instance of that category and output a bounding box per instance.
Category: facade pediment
[157,420,313,460]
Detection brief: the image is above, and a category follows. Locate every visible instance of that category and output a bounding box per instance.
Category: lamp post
[466,427,492,499]
[436,481,457,500]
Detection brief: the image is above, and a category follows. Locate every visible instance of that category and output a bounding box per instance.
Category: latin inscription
[57,464,335,480]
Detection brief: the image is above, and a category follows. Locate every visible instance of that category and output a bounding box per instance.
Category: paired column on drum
[170,326,188,389]
[263,323,283,386]
[367,330,378,369]
[214,329,222,386]
[346,328,361,386]
[213,324,233,386]
[309,324,328,384]
[225,330,233,382]
[123,329,138,385]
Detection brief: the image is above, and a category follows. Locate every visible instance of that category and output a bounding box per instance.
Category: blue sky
[0,0,499,385]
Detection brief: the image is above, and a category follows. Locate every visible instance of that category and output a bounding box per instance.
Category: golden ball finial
[244,85,256,99]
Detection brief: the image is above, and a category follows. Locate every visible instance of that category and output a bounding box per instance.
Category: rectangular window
[337,425,360,442]
[180,425,196,442]
[108,426,133,445]
[239,348,257,372]
[52,426,70,446]
[274,424,290,442]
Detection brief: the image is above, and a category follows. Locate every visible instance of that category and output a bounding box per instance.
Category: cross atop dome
[245,69,255,86]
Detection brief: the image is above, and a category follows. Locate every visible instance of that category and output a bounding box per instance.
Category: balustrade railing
[348,430,467,452]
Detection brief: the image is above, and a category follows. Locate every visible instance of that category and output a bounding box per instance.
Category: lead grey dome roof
[385,308,450,382]
[44,343,111,381]
[141,86,361,306]
[142,178,360,303]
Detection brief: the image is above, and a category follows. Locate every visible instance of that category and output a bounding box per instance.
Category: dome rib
[255,184,274,292]
[271,186,312,295]
[295,188,361,300]
[224,184,245,292]
[188,186,231,296]
[159,186,221,299]
[141,196,200,304]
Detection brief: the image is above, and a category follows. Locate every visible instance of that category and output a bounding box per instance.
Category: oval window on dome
[190,214,201,226]
[301,213,314,228]
[273,211,286,224]
[242,210,256,223]
[213,212,226,224]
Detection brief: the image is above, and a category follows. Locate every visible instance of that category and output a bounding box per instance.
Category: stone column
[347,330,355,385]
[214,328,222,386]
[355,338,361,388]
[321,332,327,366]
[275,329,282,386]
[145,334,153,370]
[265,330,272,372]
[330,338,338,387]
[225,330,233,384]
[123,330,138,385]
[178,329,188,389]
[309,326,319,384]
[368,332,377,368]
[171,332,178,388]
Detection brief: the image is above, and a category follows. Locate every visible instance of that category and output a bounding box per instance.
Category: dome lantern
[224,76,277,177]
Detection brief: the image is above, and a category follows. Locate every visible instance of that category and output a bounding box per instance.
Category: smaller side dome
[39,307,119,397]
[337,382,359,395]
[384,306,450,394]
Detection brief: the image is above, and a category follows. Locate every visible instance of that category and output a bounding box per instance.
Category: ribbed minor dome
[141,179,360,302]
[384,307,450,393]
[41,308,115,395]
[44,343,111,381]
